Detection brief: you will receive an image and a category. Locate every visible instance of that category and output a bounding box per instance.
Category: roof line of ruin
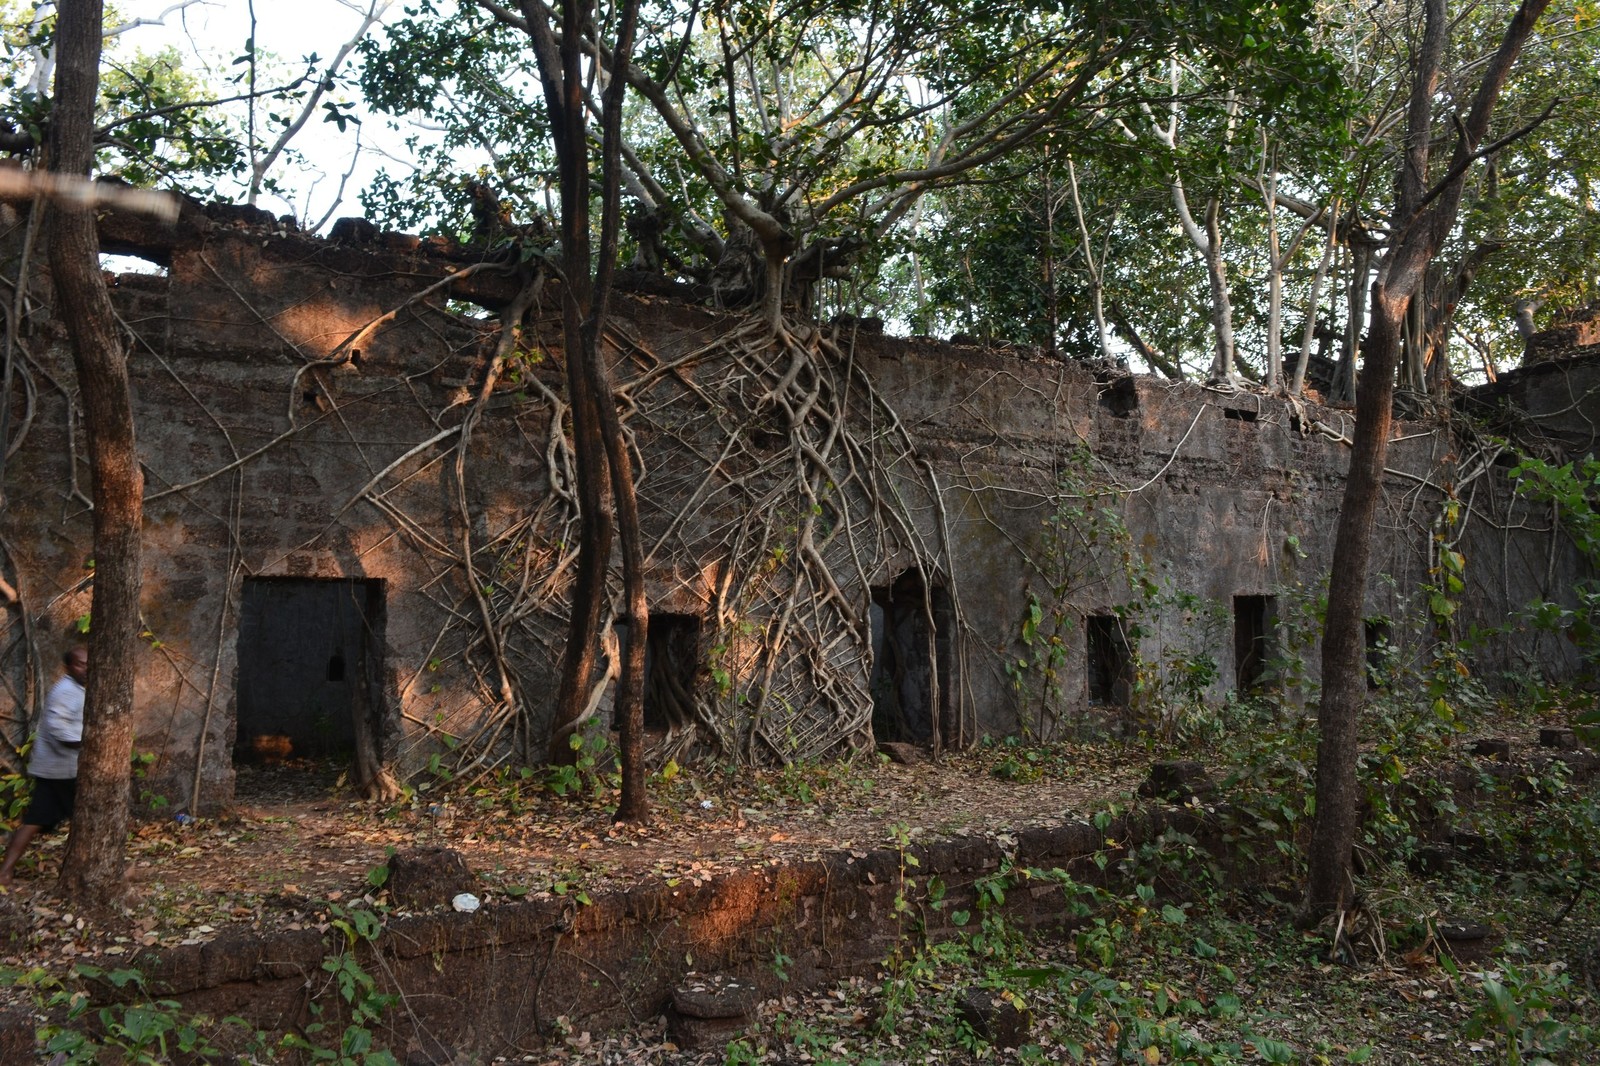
[68,194,1600,399]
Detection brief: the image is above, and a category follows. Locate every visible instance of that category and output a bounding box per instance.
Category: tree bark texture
[527,0,605,766]
[589,0,649,822]
[49,0,145,908]
[1304,0,1550,920]
[525,0,649,821]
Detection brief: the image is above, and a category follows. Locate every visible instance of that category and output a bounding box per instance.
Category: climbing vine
[265,266,974,776]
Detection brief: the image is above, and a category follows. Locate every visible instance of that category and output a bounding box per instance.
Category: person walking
[0,645,88,886]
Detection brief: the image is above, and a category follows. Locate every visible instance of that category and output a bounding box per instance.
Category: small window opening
[636,613,701,732]
[1233,594,1276,694]
[1364,618,1392,689]
[869,572,953,747]
[101,252,170,277]
[1097,376,1139,418]
[1086,614,1133,706]
[1224,407,1258,423]
[326,650,346,682]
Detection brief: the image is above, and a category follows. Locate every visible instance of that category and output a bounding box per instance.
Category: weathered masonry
[0,201,1583,810]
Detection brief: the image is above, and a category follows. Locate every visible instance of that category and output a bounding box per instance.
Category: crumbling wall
[0,201,1577,809]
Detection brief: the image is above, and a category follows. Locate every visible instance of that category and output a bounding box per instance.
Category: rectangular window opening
[1364,618,1392,690]
[1096,376,1139,418]
[1233,594,1276,694]
[638,613,702,733]
[1086,614,1133,706]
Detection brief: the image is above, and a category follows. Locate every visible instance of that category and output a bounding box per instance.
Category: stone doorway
[234,577,388,784]
[1086,614,1134,707]
[869,571,952,750]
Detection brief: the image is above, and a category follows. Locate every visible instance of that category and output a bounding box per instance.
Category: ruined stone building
[0,201,1587,811]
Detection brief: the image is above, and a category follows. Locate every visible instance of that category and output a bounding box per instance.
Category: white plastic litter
[452,892,481,913]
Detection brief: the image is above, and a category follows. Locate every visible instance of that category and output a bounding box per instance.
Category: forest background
[8,0,1597,387]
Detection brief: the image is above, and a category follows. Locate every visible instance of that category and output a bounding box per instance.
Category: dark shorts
[22,776,76,832]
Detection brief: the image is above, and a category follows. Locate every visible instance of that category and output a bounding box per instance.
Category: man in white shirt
[0,645,88,886]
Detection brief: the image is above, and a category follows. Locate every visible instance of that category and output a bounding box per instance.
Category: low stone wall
[10,727,1593,1058]
[118,805,1211,1060]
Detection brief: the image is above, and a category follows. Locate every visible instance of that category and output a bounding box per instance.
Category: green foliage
[1465,961,1595,1066]
[355,0,1346,323]
[0,767,27,821]
[546,720,614,798]
[279,902,398,1065]
[1454,12,1600,348]
[130,748,169,814]
[1511,455,1600,676]
[13,908,400,1063]
[470,764,541,815]
[831,855,1337,1065]
[990,736,1046,783]
[15,963,260,1064]
[96,46,246,190]
[356,7,556,239]
[1128,588,1228,742]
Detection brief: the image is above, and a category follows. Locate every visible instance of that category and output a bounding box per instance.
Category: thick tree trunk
[1303,291,1403,916]
[528,0,604,766]
[547,322,613,765]
[1303,0,1549,921]
[49,0,144,908]
[585,326,647,820]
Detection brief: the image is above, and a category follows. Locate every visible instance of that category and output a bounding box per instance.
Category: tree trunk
[1265,218,1283,389]
[527,0,609,765]
[524,0,648,822]
[1333,241,1370,403]
[1291,213,1338,396]
[1304,0,1550,922]
[1201,198,1237,382]
[588,0,648,823]
[546,326,613,765]
[1303,290,1403,917]
[49,0,144,909]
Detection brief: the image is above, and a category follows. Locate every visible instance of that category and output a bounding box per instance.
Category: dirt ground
[0,743,1144,969]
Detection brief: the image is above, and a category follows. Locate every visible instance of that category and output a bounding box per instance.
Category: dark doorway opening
[1233,594,1276,694]
[869,571,952,748]
[235,578,387,774]
[637,613,701,734]
[1086,614,1133,706]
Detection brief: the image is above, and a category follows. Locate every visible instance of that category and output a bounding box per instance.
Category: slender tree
[519,0,650,820]
[1304,0,1551,920]
[48,0,145,906]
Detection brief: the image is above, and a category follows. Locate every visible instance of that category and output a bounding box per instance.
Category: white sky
[114,0,414,229]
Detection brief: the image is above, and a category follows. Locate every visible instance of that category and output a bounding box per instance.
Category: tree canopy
[4,0,1589,381]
